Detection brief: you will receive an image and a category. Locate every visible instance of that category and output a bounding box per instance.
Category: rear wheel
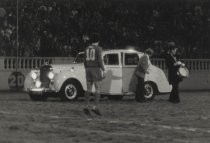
[60,80,84,101]
[144,82,157,101]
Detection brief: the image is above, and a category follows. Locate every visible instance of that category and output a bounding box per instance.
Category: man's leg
[94,81,101,107]
[140,77,146,100]
[169,85,174,102]
[85,81,93,108]
[91,81,102,115]
[135,77,146,102]
[169,82,180,103]
[83,81,93,116]
[173,83,180,103]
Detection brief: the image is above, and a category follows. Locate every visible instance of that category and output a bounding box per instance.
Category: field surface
[0,91,209,143]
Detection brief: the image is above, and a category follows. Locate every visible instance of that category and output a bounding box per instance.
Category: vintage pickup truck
[24,49,171,101]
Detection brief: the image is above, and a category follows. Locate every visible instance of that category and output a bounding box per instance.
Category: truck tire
[60,79,84,101]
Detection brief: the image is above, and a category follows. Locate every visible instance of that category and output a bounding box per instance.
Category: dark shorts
[85,67,103,82]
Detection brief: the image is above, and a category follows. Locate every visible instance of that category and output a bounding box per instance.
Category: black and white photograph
[0,0,209,142]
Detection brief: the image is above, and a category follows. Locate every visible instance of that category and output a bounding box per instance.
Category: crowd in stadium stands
[0,0,210,58]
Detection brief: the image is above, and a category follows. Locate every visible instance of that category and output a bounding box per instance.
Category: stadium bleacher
[0,0,209,58]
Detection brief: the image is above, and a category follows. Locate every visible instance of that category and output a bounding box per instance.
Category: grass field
[0,91,209,143]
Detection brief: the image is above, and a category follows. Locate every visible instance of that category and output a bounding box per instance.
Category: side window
[103,54,119,65]
[124,53,139,65]
[74,53,84,63]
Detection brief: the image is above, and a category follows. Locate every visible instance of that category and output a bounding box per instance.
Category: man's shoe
[168,99,180,104]
[136,98,147,103]
[83,108,91,116]
[91,108,102,116]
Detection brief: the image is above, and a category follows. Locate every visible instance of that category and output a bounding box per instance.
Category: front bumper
[28,88,56,96]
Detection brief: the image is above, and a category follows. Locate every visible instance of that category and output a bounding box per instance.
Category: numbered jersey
[84,45,104,70]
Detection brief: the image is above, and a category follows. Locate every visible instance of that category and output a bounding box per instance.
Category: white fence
[151,59,210,90]
[151,59,210,71]
[0,57,74,70]
[0,57,209,91]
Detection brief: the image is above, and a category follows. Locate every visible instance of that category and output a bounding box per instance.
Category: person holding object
[165,42,184,103]
[83,33,105,116]
[135,48,154,102]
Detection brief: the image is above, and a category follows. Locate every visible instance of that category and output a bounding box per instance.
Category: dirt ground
[0,91,209,143]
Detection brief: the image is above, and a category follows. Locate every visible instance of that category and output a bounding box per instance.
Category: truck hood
[51,63,84,73]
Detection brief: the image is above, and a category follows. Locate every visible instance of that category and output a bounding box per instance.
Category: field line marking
[108,121,210,134]
[0,110,210,135]
[60,126,198,143]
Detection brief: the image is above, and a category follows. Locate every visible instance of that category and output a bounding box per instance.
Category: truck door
[101,53,122,94]
[122,53,140,93]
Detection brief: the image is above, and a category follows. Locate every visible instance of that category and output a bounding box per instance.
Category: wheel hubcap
[65,84,77,99]
[144,84,153,98]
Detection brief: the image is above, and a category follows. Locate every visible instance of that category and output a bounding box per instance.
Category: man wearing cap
[135,48,154,102]
[83,33,105,116]
[165,42,184,103]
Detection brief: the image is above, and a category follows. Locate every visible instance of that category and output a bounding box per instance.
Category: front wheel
[144,82,157,101]
[60,80,84,101]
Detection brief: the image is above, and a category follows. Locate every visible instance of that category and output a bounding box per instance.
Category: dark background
[0,0,210,58]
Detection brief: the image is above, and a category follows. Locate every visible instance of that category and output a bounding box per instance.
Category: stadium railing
[0,57,209,91]
[1,57,210,71]
[0,57,74,70]
[151,59,210,71]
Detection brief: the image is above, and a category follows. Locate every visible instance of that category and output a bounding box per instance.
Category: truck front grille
[40,65,52,87]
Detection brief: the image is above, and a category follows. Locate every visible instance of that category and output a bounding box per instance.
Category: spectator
[0,0,209,58]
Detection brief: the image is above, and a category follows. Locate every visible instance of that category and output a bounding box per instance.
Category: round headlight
[35,80,41,88]
[31,72,37,80]
[48,71,55,80]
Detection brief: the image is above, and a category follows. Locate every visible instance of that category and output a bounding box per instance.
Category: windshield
[74,53,84,63]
